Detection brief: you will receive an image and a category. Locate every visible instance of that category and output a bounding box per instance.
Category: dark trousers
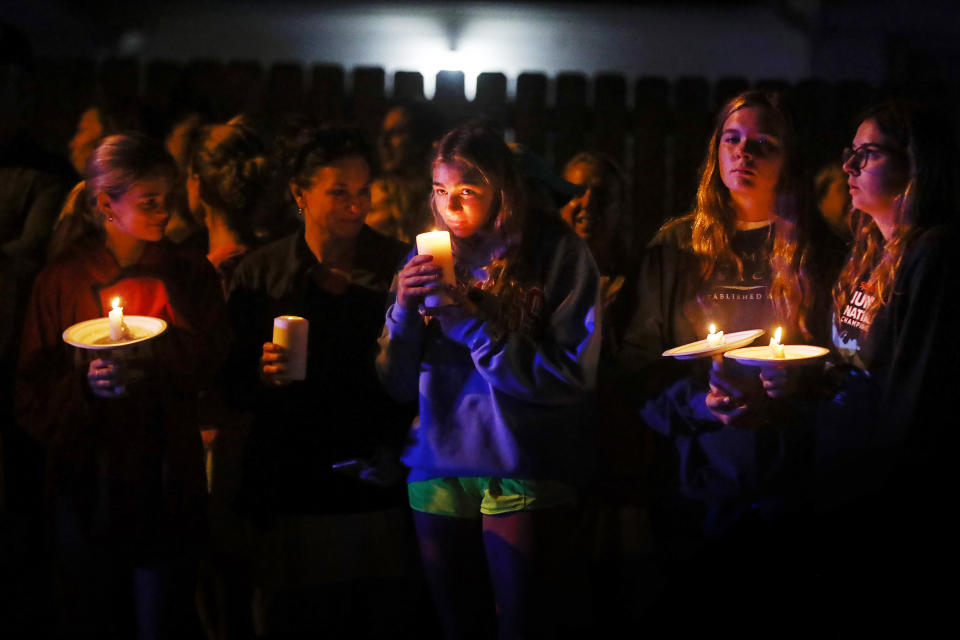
[52,493,205,640]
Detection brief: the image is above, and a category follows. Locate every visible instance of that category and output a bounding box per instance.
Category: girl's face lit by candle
[432,160,495,239]
[718,106,785,200]
[97,177,172,242]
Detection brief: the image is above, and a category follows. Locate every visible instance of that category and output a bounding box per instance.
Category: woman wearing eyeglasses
[815,99,959,632]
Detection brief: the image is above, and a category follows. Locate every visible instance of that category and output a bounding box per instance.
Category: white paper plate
[661,329,765,360]
[63,316,167,350]
[724,344,829,367]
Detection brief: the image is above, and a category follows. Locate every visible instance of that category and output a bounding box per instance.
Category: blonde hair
[49,134,177,260]
[660,90,815,339]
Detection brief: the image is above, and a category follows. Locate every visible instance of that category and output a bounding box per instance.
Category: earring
[297,207,304,217]
[107,215,113,222]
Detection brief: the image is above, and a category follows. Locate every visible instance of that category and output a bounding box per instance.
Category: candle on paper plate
[108,297,124,341]
[273,315,309,381]
[706,323,725,347]
[769,326,786,358]
[415,229,456,308]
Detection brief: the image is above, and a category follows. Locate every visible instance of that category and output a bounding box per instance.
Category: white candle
[273,315,309,381]
[706,324,725,347]
[108,297,124,341]
[769,326,786,358]
[416,229,456,308]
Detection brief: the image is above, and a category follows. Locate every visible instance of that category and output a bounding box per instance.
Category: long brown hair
[49,133,177,260]
[832,99,957,326]
[430,121,529,285]
[659,90,815,338]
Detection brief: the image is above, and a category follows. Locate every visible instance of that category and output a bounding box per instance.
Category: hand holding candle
[87,357,126,398]
[269,315,309,382]
[706,323,725,347]
[769,326,786,358]
[415,229,456,308]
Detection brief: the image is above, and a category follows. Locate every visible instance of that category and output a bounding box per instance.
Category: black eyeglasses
[841,143,902,173]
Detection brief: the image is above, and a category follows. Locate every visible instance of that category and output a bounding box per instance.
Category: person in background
[812,99,959,634]
[377,121,601,639]
[378,103,439,176]
[559,151,651,632]
[374,103,443,241]
[0,21,74,279]
[68,100,145,177]
[187,120,270,290]
[225,125,423,637]
[16,133,229,638]
[560,150,635,347]
[814,160,853,241]
[69,106,105,176]
[561,153,631,275]
[365,172,413,240]
[0,23,75,636]
[162,109,208,250]
[184,119,272,640]
[166,112,204,170]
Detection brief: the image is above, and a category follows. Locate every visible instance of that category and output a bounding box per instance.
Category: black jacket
[225,226,415,515]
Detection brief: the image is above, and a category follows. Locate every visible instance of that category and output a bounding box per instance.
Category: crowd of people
[2,20,958,640]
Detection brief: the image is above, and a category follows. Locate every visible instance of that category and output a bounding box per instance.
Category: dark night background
[4,0,960,220]
[2,2,960,638]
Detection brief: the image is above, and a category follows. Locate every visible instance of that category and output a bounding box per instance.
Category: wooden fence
[33,57,952,239]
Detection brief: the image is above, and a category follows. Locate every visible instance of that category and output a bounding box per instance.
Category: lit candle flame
[111,297,121,310]
[774,327,782,344]
[706,323,724,347]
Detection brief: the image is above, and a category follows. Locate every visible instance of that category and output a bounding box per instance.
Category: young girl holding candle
[621,90,837,509]
[618,91,842,630]
[16,133,229,638]
[814,99,958,631]
[376,121,601,638]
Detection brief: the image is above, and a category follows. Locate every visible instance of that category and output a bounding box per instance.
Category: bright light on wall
[440,48,462,71]
[402,30,503,99]
[135,4,813,101]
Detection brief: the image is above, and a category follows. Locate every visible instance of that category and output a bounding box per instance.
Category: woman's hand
[759,365,797,398]
[396,254,442,310]
[87,358,126,398]
[705,361,767,427]
[260,342,291,387]
[433,283,480,333]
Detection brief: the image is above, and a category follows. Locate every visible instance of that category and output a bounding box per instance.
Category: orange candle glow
[769,326,785,358]
[108,297,124,341]
[706,323,725,347]
[416,229,455,307]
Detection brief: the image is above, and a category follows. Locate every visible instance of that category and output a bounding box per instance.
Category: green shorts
[408,476,577,518]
